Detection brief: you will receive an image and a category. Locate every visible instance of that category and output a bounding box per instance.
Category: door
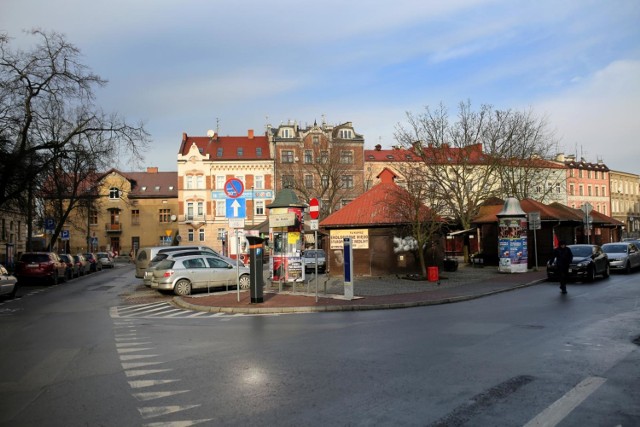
[182,257,209,290]
[206,257,234,288]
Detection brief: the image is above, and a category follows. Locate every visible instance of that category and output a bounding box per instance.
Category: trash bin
[247,236,264,303]
[443,258,458,272]
[427,266,439,282]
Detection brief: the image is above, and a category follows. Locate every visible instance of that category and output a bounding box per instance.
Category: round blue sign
[224,178,244,198]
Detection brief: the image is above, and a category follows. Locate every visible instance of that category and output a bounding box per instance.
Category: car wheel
[50,273,58,286]
[586,266,596,282]
[174,279,192,296]
[625,261,631,275]
[238,274,250,290]
[602,263,610,279]
[8,283,18,299]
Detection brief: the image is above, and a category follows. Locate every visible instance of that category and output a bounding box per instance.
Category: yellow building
[62,168,178,256]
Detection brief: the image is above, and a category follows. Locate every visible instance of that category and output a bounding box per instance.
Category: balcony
[183,214,206,223]
[105,223,123,233]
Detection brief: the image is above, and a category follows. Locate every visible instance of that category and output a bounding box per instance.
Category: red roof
[320,168,437,228]
[179,131,271,161]
[365,143,486,164]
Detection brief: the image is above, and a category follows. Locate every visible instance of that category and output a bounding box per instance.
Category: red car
[15,252,67,285]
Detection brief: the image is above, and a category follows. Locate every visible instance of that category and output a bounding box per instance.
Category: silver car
[96,252,114,268]
[150,254,251,296]
[0,264,18,299]
[601,242,640,274]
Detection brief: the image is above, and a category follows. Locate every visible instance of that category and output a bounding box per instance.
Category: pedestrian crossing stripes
[110,302,276,319]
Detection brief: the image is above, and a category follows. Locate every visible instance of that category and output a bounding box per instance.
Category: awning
[448,228,476,236]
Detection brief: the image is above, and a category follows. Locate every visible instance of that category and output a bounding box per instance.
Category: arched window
[109,187,121,200]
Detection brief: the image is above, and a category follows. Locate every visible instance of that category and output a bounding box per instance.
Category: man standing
[554,240,573,294]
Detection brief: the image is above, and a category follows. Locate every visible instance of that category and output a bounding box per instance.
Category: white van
[135,246,218,278]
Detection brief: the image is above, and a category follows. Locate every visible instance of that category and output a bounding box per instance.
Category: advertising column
[496,197,528,273]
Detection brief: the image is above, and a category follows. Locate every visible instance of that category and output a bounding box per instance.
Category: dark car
[303,249,327,273]
[547,244,610,282]
[84,252,102,272]
[15,252,67,285]
[58,253,79,280]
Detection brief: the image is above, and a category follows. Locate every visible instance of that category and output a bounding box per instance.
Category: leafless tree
[0,29,149,219]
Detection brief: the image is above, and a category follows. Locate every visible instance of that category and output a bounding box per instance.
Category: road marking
[122,361,166,369]
[143,419,213,427]
[133,390,190,401]
[523,376,607,427]
[129,379,181,389]
[125,369,172,378]
[117,347,154,354]
[138,405,200,419]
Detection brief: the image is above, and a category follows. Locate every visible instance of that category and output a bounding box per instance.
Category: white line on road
[523,376,607,427]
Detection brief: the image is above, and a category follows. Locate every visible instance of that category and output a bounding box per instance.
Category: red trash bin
[427,266,439,282]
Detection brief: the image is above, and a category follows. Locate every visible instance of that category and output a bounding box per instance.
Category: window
[588,186,592,196]
[282,150,294,163]
[216,176,225,189]
[186,175,193,189]
[199,228,205,241]
[341,199,352,207]
[255,175,264,189]
[216,200,226,216]
[255,200,265,216]
[342,175,354,189]
[595,186,599,196]
[313,135,319,144]
[90,208,98,225]
[579,169,583,178]
[187,202,194,220]
[282,175,294,188]
[131,209,140,225]
[579,185,583,196]
[256,147,262,157]
[339,129,353,139]
[602,186,606,197]
[281,128,292,138]
[321,175,329,189]
[547,182,553,193]
[569,184,574,196]
[109,187,121,200]
[197,201,204,217]
[188,229,194,242]
[536,185,542,194]
[304,150,313,164]
[159,209,171,223]
[556,183,561,194]
[304,175,313,189]
[588,170,592,179]
[319,151,328,164]
[237,147,244,157]
[340,150,353,164]
[217,228,226,241]
[217,147,223,157]
[196,175,204,189]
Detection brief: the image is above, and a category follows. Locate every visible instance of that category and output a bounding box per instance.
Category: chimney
[147,167,158,173]
[375,144,382,151]
[248,129,254,139]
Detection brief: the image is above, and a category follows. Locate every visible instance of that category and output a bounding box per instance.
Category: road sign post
[309,198,320,301]
[528,212,541,271]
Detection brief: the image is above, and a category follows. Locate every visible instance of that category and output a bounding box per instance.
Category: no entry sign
[309,197,320,219]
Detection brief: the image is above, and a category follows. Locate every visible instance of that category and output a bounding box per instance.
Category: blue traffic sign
[224,178,244,198]
[45,218,55,231]
[61,230,70,240]
[226,198,246,218]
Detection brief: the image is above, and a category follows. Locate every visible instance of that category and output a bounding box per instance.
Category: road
[0,263,638,426]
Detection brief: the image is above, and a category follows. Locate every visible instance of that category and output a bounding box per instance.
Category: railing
[183,214,206,222]
[105,223,122,232]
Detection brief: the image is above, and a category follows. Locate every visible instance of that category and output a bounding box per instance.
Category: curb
[173,278,548,314]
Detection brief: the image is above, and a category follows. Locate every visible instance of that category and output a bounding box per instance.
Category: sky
[2,0,639,175]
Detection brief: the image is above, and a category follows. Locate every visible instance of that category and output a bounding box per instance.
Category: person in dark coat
[553,240,573,294]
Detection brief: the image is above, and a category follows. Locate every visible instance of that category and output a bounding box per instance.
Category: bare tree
[0,29,149,216]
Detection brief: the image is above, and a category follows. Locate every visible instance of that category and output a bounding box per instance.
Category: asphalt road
[0,263,638,426]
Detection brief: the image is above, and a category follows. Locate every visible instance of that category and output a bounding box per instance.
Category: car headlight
[577,261,589,267]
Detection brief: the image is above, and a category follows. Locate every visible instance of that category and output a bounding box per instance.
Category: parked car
[15,252,67,285]
[303,249,327,273]
[547,244,609,282]
[601,242,640,274]
[73,254,90,276]
[135,245,225,278]
[0,264,18,299]
[96,252,114,268]
[143,249,241,287]
[150,254,250,296]
[58,253,79,280]
[84,253,102,272]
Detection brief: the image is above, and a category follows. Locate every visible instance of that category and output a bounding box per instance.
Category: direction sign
[224,178,244,198]
[226,197,246,218]
[309,198,320,219]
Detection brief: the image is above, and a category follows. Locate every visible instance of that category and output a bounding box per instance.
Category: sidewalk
[174,264,548,314]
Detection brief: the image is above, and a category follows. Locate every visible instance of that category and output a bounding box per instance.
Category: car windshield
[603,244,626,254]
[570,246,593,257]
[21,254,49,263]
[155,259,175,270]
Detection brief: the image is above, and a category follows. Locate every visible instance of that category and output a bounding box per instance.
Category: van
[135,245,219,278]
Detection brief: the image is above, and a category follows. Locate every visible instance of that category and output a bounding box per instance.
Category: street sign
[309,197,320,219]
[528,212,541,230]
[226,197,246,218]
[224,178,244,198]
[61,230,70,240]
[45,218,55,232]
[309,219,319,230]
[581,202,593,216]
[228,218,245,229]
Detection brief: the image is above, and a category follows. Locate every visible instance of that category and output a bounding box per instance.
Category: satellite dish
[170,214,177,222]
[207,130,215,138]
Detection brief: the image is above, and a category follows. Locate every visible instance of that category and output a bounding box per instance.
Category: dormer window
[256,147,262,157]
[237,147,243,157]
[155,186,160,191]
[281,128,292,138]
[339,129,353,139]
[217,147,223,157]
[141,186,147,191]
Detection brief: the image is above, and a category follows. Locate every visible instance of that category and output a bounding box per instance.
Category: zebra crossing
[110,301,276,319]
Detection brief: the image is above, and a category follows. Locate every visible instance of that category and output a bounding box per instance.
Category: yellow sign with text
[330,229,369,249]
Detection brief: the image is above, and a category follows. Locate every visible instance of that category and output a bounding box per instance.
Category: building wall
[0,208,27,268]
[564,156,611,215]
[610,170,640,237]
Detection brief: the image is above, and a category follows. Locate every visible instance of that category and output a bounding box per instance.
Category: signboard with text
[330,229,369,249]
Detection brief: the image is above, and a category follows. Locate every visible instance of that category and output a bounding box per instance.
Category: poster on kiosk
[270,207,305,283]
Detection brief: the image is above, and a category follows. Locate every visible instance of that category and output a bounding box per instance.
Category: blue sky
[2,0,639,174]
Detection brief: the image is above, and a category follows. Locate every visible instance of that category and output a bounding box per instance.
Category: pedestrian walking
[553,240,573,294]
